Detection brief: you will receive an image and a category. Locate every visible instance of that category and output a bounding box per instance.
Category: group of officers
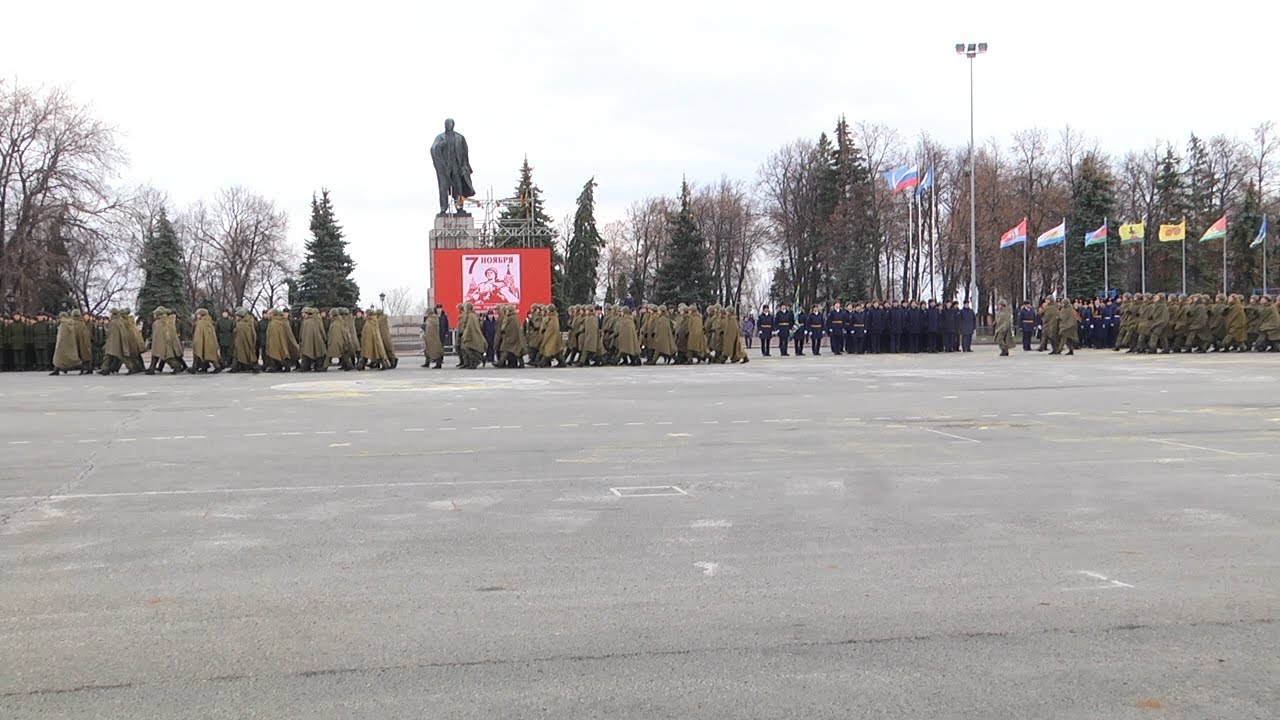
[7,291,1278,376]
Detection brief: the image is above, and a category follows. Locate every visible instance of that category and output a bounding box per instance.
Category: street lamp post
[379,292,386,311]
[956,42,987,310]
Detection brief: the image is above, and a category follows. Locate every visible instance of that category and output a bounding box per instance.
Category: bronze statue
[430,118,475,216]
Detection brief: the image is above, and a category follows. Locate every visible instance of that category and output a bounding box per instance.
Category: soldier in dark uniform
[775,303,793,356]
[848,301,866,355]
[1017,300,1037,351]
[807,304,825,355]
[888,301,905,353]
[960,300,976,352]
[826,301,845,355]
[254,310,269,365]
[866,301,883,354]
[940,301,958,352]
[12,313,33,370]
[904,301,922,353]
[0,315,10,371]
[31,311,51,371]
[925,300,942,353]
[756,304,773,356]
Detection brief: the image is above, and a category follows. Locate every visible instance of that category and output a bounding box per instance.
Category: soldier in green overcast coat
[1037,299,1059,353]
[994,301,1013,356]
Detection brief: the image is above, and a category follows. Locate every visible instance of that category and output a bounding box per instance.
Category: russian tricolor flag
[882,165,919,194]
[1000,218,1028,249]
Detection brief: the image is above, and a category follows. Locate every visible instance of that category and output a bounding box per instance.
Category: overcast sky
[4,0,1274,304]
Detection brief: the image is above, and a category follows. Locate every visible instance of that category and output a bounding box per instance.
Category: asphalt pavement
[2,348,1278,718]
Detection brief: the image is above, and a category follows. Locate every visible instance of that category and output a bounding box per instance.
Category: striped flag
[882,165,919,194]
[1084,222,1108,247]
[1198,215,1227,243]
[999,218,1027,249]
[1036,221,1066,248]
[1252,216,1268,248]
[915,167,933,197]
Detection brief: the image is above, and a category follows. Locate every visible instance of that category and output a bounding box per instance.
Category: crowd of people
[3,292,1278,376]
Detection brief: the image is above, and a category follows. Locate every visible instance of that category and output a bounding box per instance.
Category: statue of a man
[430,118,475,216]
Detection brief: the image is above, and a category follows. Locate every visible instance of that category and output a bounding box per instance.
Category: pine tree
[1150,146,1188,292]
[1067,151,1115,297]
[564,178,605,305]
[136,210,188,337]
[830,116,877,301]
[1230,181,1264,293]
[296,189,360,310]
[1183,135,1216,291]
[654,181,714,307]
[498,157,566,309]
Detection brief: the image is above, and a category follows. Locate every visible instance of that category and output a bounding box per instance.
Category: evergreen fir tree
[1183,135,1216,290]
[1230,182,1264,293]
[136,210,188,337]
[1067,151,1115,296]
[654,181,714,307]
[498,157,566,309]
[296,189,360,310]
[831,116,878,301]
[564,178,605,305]
[1149,146,1188,292]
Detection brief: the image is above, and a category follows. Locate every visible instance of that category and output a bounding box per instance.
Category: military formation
[4,293,1278,376]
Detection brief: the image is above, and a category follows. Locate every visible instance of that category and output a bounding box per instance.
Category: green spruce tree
[1150,146,1188,292]
[1067,151,1116,296]
[830,116,878,301]
[498,157,566,309]
[1230,181,1264,293]
[654,180,714,307]
[296,189,360,310]
[136,210,188,337]
[564,178,605,305]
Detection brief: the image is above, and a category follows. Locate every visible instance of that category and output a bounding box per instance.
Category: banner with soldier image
[462,253,521,314]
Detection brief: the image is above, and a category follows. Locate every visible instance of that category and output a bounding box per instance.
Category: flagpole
[1022,229,1028,302]
[929,175,937,299]
[1141,216,1147,293]
[1265,218,1270,295]
[1222,217,1228,296]
[1062,217,1068,299]
[1181,220,1187,295]
[1103,216,1109,297]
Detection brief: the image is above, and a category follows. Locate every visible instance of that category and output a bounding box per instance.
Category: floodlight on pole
[956,41,987,308]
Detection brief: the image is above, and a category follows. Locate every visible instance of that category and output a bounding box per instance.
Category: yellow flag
[1158,221,1186,242]
[1118,222,1145,244]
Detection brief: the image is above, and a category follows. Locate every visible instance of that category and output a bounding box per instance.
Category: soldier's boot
[80,362,94,376]
[357,357,367,371]
[187,360,200,374]
[999,349,1009,356]
[174,357,188,373]
[144,357,160,375]
[211,361,224,374]
[49,368,61,376]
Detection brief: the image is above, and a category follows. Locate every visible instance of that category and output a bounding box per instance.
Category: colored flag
[882,165,919,194]
[1119,222,1145,245]
[999,218,1028,249]
[1084,222,1108,247]
[915,167,933,196]
[1037,221,1066,248]
[1252,216,1268,248]
[1158,221,1186,242]
[1198,214,1227,243]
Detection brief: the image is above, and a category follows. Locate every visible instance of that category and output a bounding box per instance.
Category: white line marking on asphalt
[693,561,719,577]
[1041,411,1080,417]
[329,443,351,448]
[473,426,499,430]
[500,426,521,430]
[921,428,981,443]
[403,428,426,432]
[349,430,368,434]
[8,441,30,445]
[151,437,172,441]
[315,431,337,435]
[943,395,958,399]
[77,439,99,444]
[591,423,611,427]
[1010,413,1027,417]
[245,433,266,437]
[611,485,688,497]
[731,420,750,424]
[560,423,579,428]
[666,433,692,438]
[701,421,720,425]
[691,519,732,528]
[280,432,302,436]
[1150,439,1248,456]
[1068,570,1134,590]
[624,422,645,426]
[187,436,206,440]
[655,421,673,426]
[438,427,456,432]
[118,438,135,443]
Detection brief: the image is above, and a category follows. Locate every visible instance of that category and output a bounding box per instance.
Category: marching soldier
[994,300,1014,356]
[775,303,794,356]
[807,304,825,355]
[217,309,236,367]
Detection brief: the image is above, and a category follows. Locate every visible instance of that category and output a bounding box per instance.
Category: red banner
[432,248,552,321]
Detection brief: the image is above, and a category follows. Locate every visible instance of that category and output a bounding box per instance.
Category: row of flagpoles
[883,164,1271,299]
[997,214,1270,297]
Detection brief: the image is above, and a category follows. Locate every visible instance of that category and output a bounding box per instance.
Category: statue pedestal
[429,214,484,250]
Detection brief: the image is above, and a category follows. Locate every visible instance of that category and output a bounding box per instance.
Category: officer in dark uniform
[775,303,794,356]
[793,306,807,356]
[756,304,774,356]
[807,304,825,355]
[826,301,846,355]
[1103,298,1118,348]
[903,301,921,353]
[849,302,867,355]
[888,301,905,353]
[866,302,883,353]
[1017,300,1037,351]
[960,300,976,352]
[256,310,269,365]
[925,300,942,353]
[940,301,957,352]
[0,315,10,371]
[216,309,236,367]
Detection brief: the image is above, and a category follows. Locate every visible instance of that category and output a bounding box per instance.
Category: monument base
[429,214,484,250]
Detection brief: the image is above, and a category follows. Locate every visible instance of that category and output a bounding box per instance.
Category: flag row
[882,165,934,196]
[998,215,1269,249]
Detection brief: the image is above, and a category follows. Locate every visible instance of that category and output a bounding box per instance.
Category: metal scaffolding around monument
[429,188,556,250]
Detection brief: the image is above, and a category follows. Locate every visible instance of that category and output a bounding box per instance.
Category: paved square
[2,351,1278,718]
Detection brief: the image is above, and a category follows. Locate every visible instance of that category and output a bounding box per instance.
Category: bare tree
[0,81,126,310]
[179,187,291,311]
[381,285,415,318]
